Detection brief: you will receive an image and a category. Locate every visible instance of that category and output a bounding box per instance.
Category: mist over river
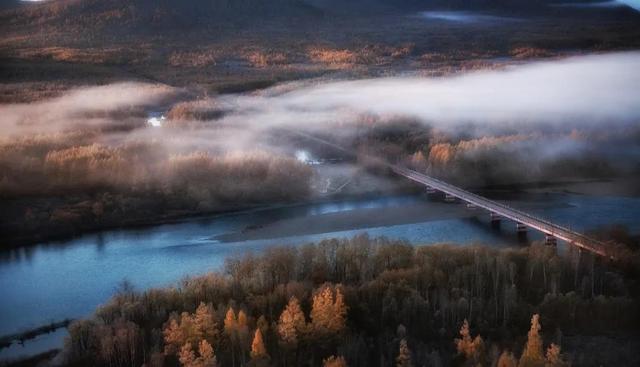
[2,188,640,361]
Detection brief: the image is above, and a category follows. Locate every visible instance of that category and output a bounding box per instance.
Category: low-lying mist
[1,52,639,241]
[217,51,640,184]
[248,51,640,129]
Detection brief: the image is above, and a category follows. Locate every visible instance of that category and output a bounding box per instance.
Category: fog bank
[1,52,639,196]
[230,52,640,131]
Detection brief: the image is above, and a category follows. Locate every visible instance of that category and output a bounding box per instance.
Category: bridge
[293,132,615,259]
[390,165,612,259]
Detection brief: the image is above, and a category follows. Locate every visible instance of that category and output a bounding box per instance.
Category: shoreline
[0,320,72,351]
[0,187,417,250]
[3,176,637,250]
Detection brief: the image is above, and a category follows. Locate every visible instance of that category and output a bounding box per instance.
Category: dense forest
[63,235,640,366]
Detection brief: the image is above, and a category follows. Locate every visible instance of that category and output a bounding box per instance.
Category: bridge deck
[391,165,611,258]
[293,131,612,258]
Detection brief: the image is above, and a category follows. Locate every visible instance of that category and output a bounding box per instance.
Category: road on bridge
[391,165,612,258]
[293,131,615,259]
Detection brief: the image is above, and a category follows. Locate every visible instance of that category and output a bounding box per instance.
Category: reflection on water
[1,192,639,360]
[0,328,68,362]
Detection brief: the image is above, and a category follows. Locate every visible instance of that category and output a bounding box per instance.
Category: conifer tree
[396,338,413,367]
[178,340,217,367]
[498,351,518,367]
[310,284,348,339]
[519,314,545,367]
[194,303,217,342]
[224,307,238,367]
[224,307,237,337]
[545,344,569,367]
[197,340,218,367]
[324,355,348,367]
[164,303,218,357]
[237,310,250,364]
[455,319,484,363]
[277,296,307,348]
[250,328,270,366]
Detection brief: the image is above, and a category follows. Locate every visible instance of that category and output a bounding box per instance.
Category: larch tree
[396,338,413,367]
[545,343,569,367]
[197,340,217,367]
[249,328,270,367]
[178,343,196,367]
[455,319,484,363]
[310,286,333,336]
[498,351,518,367]
[224,307,238,367]
[277,296,307,349]
[194,303,218,343]
[224,307,238,337]
[237,310,250,365]
[310,284,348,340]
[519,314,545,367]
[323,355,348,367]
[178,340,217,367]
[164,303,218,358]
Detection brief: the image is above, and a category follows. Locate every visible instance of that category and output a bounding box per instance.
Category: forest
[63,235,640,367]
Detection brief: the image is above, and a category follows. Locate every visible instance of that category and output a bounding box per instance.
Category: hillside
[2,0,638,36]
[0,0,319,32]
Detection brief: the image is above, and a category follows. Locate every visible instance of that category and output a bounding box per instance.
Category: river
[1,189,640,361]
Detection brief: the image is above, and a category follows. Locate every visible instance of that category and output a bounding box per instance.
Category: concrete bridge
[294,131,614,259]
[391,165,612,259]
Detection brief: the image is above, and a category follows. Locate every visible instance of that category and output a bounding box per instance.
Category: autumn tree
[224,307,239,367]
[519,314,545,367]
[324,355,348,367]
[498,351,518,367]
[310,284,348,340]
[396,338,413,367]
[178,340,217,367]
[249,329,270,367]
[277,296,307,349]
[237,310,250,365]
[164,303,218,357]
[455,319,484,364]
[545,344,569,367]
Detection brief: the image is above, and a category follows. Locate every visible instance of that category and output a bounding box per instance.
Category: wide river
[1,190,640,360]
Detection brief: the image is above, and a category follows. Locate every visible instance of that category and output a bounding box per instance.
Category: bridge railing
[392,166,610,255]
[290,131,610,257]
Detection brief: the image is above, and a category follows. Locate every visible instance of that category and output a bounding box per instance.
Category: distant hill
[1,0,319,31]
[2,0,637,36]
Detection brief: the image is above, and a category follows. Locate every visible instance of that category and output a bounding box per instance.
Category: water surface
[1,191,639,360]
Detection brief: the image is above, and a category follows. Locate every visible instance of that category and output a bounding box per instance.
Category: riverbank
[0,320,72,350]
[3,174,636,249]
[0,161,412,248]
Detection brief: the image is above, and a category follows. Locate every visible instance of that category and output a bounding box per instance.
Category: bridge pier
[516,222,527,233]
[489,212,501,229]
[545,234,557,246]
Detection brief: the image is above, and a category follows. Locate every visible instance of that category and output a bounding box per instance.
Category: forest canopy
[63,235,640,367]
